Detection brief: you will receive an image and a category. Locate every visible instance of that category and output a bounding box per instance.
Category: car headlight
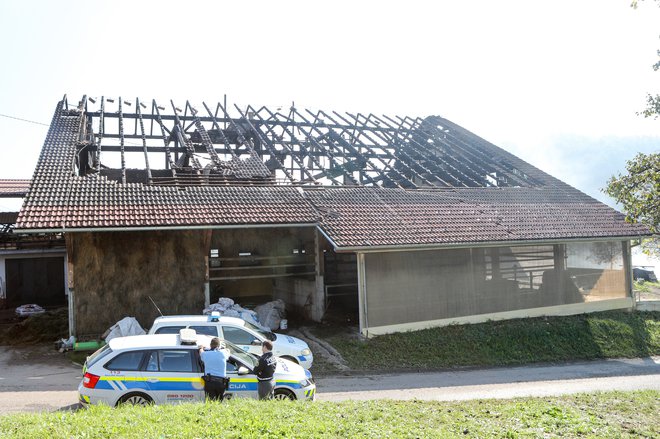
[299,379,311,387]
[300,348,311,356]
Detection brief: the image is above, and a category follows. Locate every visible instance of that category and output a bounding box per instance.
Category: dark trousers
[258,379,274,400]
[204,376,227,401]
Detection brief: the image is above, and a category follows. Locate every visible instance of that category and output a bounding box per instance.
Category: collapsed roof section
[0,212,18,234]
[15,95,649,246]
[67,95,553,189]
[17,98,319,230]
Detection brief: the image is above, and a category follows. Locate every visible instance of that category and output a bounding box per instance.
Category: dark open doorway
[5,257,66,307]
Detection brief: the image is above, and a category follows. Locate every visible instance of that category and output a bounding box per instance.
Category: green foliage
[640,93,660,119]
[633,0,660,118]
[631,0,660,9]
[317,311,660,371]
[604,152,660,255]
[634,279,660,293]
[0,391,657,438]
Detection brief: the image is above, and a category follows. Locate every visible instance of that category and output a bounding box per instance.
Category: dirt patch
[0,307,68,346]
[288,327,350,376]
[2,342,72,366]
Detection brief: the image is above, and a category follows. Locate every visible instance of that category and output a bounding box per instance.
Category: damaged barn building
[16,95,648,338]
[1,179,66,309]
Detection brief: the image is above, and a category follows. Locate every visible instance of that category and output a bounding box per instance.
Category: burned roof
[25,95,554,190]
[17,98,318,231]
[16,95,648,246]
[0,212,18,225]
[0,212,18,236]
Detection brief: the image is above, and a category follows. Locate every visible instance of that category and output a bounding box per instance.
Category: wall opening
[5,257,66,307]
[209,227,319,320]
[363,241,628,329]
[323,250,358,322]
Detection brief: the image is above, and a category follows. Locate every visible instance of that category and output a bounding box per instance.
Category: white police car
[148,314,314,369]
[78,330,316,407]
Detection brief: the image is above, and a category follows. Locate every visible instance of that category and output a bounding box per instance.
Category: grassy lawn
[634,280,660,301]
[312,311,660,372]
[0,390,656,438]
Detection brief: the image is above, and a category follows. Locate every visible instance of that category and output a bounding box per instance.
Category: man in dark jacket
[253,340,277,399]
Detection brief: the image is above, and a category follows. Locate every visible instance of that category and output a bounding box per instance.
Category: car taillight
[82,372,100,389]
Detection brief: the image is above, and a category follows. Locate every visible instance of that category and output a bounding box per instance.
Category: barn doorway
[5,256,66,307]
[322,250,358,322]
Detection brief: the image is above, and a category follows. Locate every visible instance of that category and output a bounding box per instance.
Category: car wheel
[117,392,153,406]
[273,388,296,400]
[280,355,299,364]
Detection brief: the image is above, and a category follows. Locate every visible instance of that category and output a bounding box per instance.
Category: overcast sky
[0,0,659,212]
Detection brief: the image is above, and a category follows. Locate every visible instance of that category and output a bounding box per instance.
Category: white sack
[104,317,146,343]
[255,299,286,331]
[15,304,45,317]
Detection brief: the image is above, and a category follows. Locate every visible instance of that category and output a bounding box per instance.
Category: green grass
[313,311,660,371]
[0,391,657,438]
[633,280,660,293]
[633,280,660,300]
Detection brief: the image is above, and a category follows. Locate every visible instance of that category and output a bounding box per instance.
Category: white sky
[0,0,659,212]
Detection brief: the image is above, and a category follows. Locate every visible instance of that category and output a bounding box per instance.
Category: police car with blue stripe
[148,313,314,369]
[78,330,316,406]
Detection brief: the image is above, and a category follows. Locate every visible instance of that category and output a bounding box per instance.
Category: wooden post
[65,234,76,337]
[357,252,368,336]
[622,241,634,303]
[203,230,212,307]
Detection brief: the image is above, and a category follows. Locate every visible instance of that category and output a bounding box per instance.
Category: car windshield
[223,340,258,369]
[243,321,277,341]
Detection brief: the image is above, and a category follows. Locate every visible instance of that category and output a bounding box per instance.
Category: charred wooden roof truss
[70,95,543,189]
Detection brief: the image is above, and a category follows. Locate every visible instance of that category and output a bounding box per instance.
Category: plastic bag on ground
[202,297,272,331]
[104,317,146,343]
[239,310,262,328]
[203,302,225,315]
[203,298,235,315]
[255,299,286,331]
[15,304,45,317]
[222,309,240,318]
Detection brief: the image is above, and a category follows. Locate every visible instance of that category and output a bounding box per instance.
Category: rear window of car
[105,351,146,371]
[154,325,218,337]
[154,325,185,334]
[87,345,112,368]
[189,325,218,337]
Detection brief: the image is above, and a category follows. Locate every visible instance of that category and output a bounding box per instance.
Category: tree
[604,153,660,256]
[632,0,660,118]
[604,2,660,256]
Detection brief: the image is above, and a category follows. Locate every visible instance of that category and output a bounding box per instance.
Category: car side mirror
[251,339,261,346]
[237,366,249,375]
